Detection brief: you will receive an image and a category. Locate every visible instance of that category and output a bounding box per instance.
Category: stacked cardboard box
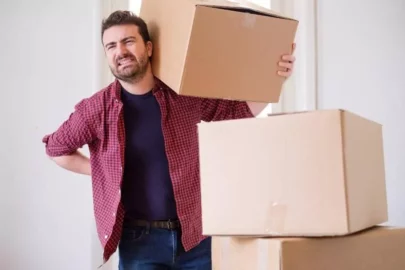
[198,109,388,237]
[198,109,405,269]
[140,0,405,269]
[211,226,405,270]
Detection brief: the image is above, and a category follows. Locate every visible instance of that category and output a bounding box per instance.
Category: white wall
[0,0,99,269]
[317,0,405,225]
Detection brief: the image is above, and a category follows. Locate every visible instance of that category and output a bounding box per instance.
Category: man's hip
[118,219,211,270]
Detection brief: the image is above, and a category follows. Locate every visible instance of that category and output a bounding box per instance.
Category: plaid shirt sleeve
[42,99,99,157]
[200,98,254,122]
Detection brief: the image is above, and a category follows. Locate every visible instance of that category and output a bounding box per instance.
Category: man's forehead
[103,24,140,43]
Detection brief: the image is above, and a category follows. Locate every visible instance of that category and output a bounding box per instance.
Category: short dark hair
[101,10,151,43]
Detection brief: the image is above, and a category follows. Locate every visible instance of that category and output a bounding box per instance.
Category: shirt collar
[111,76,169,102]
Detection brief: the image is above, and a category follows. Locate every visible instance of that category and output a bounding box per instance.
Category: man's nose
[116,43,128,55]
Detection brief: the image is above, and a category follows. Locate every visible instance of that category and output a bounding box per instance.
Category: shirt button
[104,235,108,239]
[113,212,116,217]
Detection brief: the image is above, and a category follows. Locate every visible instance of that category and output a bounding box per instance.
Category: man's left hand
[277,43,296,78]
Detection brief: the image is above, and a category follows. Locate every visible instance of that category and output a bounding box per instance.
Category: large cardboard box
[140,0,298,102]
[212,226,405,270]
[198,109,388,236]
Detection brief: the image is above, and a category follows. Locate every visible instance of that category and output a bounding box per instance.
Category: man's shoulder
[156,78,202,104]
[75,81,116,112]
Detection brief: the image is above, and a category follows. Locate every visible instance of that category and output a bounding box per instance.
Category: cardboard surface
[140,0,298,102]
[212,226,405,270]
[198,109,388,236]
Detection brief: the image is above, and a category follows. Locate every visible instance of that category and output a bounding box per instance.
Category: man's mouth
[118,57,134,67]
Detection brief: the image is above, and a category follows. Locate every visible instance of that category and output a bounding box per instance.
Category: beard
[110,51,149,83]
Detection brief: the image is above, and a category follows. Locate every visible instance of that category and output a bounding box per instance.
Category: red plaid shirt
[42,78,253,263]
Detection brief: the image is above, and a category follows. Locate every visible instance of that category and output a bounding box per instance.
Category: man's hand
[277,43,296,78]
[247,43,297,116]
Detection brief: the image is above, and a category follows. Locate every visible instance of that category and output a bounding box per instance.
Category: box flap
[213,237,283,270]
[193,0,296,20]
[267,109,345,118]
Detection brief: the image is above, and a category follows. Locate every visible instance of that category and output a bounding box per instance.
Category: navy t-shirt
[120,88,178,221]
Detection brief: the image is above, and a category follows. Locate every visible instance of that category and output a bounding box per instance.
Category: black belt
[124,219,180,230]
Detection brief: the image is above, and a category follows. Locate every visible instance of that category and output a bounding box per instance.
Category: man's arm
[200,98,255,122]
[51,151,91,176]
[43,99,99,175]
[246,102,269,117]
[201,99,267,120]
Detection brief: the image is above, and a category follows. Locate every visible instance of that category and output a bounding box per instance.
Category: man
[43,10,296,270]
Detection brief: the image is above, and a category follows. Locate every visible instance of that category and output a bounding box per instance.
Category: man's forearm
[50,151,91,176]
[247,102,269,117]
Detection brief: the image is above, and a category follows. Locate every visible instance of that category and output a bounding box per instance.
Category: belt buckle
[166,220,172,230]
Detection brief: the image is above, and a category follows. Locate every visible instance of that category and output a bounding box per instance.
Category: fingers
[282,55,296,62]
[278,61,293,70]
[277,43,296,78]
[278,69,292,77]
[277,60,293,77]
[277,59,294,77]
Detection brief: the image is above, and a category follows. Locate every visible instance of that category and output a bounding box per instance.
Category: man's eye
[126,40,134,44]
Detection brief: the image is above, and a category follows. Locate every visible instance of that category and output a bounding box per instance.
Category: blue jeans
[118,225,211,270]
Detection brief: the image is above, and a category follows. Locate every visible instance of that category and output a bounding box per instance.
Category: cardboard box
[140,0,298,102]
[212,226,405,270]
[198,109,388,236]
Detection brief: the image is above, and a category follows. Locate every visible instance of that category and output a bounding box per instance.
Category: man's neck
[119,70,155,95]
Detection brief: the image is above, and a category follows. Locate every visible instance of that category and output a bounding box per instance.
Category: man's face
[102,24,152,82]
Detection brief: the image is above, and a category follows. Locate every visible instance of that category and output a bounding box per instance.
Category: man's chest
[101,95,202,153]
[122,98,165,157]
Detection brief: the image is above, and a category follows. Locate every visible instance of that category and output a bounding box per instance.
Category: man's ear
[147,41,153,57]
